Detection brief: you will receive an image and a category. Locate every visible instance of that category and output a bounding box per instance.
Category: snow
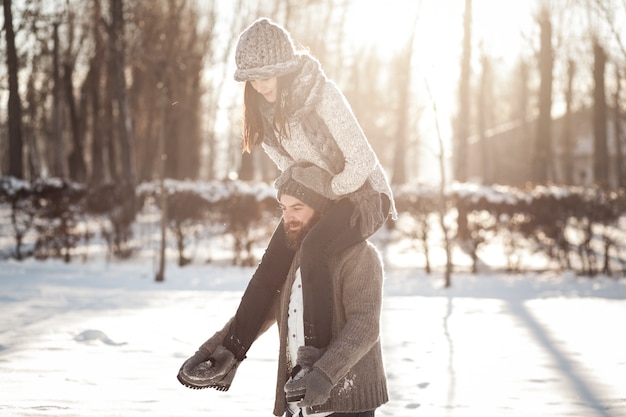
[1,236,625,417]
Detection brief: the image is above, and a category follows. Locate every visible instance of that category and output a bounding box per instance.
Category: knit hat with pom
[234,18,303,82]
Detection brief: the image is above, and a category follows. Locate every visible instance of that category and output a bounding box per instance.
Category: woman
[222,17,396,362]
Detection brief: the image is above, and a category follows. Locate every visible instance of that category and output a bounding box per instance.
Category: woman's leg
[222,220,295,360]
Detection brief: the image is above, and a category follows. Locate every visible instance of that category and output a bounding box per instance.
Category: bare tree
[562,59,576,184]
[452,0,472,242]
[51,21,66,177]
[104,42,120,183]
[613,64,625,188]
[126,0,215,182]
[207,0,245,181]
[3,0,25,178]
[391,9,420,185]
[591,0,626,61]
[24,74,43,179]
[533,6,554,184]
[477,53,495,184]
[503,57,532,186]
[592,38,609,188]
[62,3,88,183]
[426,81,453,288]
[88,0,106,185]
[108,0,136,186]
[454,0,472,184]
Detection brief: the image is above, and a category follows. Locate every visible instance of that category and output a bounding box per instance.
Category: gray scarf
[262,54,345,175]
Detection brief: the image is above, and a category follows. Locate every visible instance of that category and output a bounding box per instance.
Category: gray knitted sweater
[262,54,397,219]
[259,241,389,416]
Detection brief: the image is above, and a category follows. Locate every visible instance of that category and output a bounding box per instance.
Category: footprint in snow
[75,330,127,346]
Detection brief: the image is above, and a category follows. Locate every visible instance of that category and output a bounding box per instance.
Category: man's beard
[283,212,322,251]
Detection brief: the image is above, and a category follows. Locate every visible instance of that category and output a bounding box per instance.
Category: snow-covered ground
[0,235,625,417]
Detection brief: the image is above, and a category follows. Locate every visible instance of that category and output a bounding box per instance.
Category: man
[178,164,389,417]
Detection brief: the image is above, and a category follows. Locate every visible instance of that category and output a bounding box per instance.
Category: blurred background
[2,0,625,189]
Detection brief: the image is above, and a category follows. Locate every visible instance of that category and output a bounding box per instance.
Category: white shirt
[287,268,331,417]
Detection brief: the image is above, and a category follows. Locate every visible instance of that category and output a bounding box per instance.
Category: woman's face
[250,78,278,103]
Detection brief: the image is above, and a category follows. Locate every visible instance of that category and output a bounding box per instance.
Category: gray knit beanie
[234,18,303,82]
[275,164,332,214]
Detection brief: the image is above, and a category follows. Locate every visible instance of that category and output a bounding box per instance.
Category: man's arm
[313,243,384,384]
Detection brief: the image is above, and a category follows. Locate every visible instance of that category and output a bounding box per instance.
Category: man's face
[279,194,320,250]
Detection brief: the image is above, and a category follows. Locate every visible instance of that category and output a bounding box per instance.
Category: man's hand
[177,345,240,391]
[204,345,237,380]
[284,368,334,408]
[180,347,212,375]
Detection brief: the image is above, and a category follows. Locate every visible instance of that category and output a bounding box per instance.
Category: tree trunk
[426,83,453,288]
[614,65,624,189]
[391,11,419,186]
[593,39,609,189]
[478,54,494,184]
[90,0,106,185]
[109,0,136,186]
[155,90,168,283]
[25,77,42,179]
[514,58,531,185]
[3,0,24,178]
[52,22,66,177]
[455,0,472,183]
[64,62,87,182]
[562,59,575,184]
[533,8,553,184]
[104,66,119,182]
[453,0,472,242]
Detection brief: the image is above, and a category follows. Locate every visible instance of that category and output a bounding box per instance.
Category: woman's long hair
[241,73,296,153]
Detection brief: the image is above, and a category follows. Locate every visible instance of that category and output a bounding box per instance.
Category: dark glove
[295,345,324,369]
[178,345,240,391]
[178,317,232,385]
[180,347,212,376]
[290,163,338,200]
[348,187,384,237]
[285,346,325,402]
[203,345,238,380]
[284,368,334,408]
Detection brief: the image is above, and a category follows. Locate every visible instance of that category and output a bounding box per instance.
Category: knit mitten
[178,317,232,374]
[178,345,240,391]
[177,318,240,390]
[285,346,325,402]
[284,368,334,408]
[180,347,212,377]
[348,187,384,237]
[290,163,338,200]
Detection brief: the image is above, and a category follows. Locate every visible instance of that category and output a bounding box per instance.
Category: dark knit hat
[275,164,333,213]
[234,18,303,82]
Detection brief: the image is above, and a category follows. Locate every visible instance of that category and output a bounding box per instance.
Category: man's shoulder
[331,241,384,286]
[337,240,382,266]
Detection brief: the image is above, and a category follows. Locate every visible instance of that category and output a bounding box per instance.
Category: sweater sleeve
[313,244,384,384]
[262,141,293,172]
[316,82,377,196]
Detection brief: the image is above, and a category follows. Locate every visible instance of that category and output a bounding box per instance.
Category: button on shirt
[287,268,331,417]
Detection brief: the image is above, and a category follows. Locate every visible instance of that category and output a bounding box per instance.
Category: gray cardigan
[261,240,389,416]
